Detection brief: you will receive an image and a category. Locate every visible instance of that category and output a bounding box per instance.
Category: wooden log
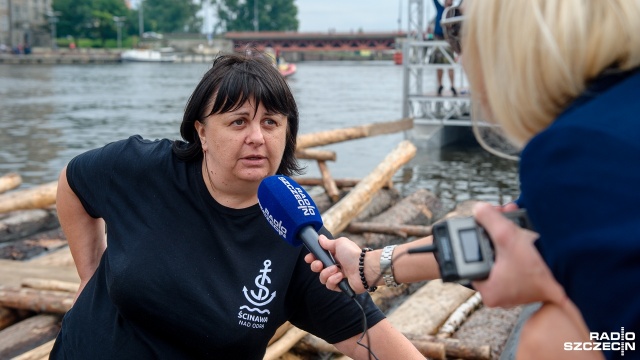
[309,191,332,214]
[353,188,400,222]
[0,209,60,243]
[362,188,442,248]
[293,178,395,190]
[0,314,60,359]
[406,334,492,360]
[436,292,483,339]
[0,259,79,288]
[322,140,417,234]
[0,286,74,314]
[310,188,399,220]
[346,222,433,238]
[0,306,19,331]
[447,306,524,360]
[12,339,55,360]
[21,278,78,293]
[27,246,75,267]
[268,321,293,346]
[263,326,308,360]
[295,332,338,354]
[277,352,304,360]
[0,173,22,194]
[296,118,414,149]
[316,161,340,203]
[293,177,361,188]
[294,148,336,161]
[1,238,68,261]
[386,280,476,336]
[407,339,447,359]
[369,188,442,225]
[0,181,58,214]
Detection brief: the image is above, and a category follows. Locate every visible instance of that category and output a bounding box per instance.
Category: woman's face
[196,99,288,185]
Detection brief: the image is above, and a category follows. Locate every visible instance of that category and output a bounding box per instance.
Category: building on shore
[0,0,53,50]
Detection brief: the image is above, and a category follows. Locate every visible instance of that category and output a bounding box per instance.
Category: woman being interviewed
[308,1,640,359]
[50,52,423,359]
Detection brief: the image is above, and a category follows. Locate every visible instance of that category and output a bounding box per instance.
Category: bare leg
[437,69,444,95]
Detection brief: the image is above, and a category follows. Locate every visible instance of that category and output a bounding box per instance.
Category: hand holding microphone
[257,175,356,298]
[306,234,366,294]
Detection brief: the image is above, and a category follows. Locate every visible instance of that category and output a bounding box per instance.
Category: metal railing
[402,40,471,127]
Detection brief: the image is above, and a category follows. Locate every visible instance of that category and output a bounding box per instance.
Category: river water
[0,60,520,212]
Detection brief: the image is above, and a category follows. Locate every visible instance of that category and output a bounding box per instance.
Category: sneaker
[437,85,444,96]
[451,87,458,96]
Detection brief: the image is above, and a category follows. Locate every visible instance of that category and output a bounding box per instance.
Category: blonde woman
[308,1,640,359]
[461,1,640,359]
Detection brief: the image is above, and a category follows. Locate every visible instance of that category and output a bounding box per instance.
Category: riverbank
[0,47,394,65]
[0,48,121,64]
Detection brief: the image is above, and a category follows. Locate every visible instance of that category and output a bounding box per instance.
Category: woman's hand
[304,235,367,294]
[471,202,566,307]
[474,203,599,358]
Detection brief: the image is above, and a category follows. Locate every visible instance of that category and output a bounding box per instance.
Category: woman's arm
[517,301,603,360]
[333,318,424,359]
[56,166,106,301]
[305,235,440,294]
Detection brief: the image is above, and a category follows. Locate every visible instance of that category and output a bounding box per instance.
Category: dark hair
[172,51,303,176]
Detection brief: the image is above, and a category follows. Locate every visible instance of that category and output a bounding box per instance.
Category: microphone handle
[299,226,356,298]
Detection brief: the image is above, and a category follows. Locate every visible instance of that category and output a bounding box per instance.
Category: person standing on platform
[431,0,457,96]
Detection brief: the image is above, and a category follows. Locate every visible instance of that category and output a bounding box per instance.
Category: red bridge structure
[223,31,405,53]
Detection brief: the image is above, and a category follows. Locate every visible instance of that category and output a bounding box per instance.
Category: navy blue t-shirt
[50,136,384,359]
[518,69,640,360]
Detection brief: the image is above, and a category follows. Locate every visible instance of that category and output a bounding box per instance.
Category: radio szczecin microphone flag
[257,175,356,298]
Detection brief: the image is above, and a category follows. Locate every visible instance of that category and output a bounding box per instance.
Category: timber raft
[0,119,524,360]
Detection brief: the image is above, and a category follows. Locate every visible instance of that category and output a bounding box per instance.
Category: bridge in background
[223,31,405,52]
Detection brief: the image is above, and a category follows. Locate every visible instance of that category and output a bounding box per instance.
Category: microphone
[257,175,356,298]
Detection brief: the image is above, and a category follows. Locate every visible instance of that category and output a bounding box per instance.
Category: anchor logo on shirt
[243,260,276,307]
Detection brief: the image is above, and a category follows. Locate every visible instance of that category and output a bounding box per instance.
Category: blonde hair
[462,0,640,148]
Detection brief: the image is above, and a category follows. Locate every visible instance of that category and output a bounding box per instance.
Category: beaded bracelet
[359,247,377,292]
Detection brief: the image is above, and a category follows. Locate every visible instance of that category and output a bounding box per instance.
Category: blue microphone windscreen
[257,175,323,246]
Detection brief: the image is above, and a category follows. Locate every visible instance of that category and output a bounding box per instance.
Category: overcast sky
[133,0,440,34]
[295,0,438,33]
[296,0,402,33]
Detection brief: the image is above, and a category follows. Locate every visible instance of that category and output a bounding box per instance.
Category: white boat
[120,48,176,63]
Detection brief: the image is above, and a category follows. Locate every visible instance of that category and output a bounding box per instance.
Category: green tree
[53,0,129,42]
[143,0,202,33]
[216,0,298,32]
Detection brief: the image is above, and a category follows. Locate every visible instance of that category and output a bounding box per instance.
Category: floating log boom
[296,118,413,149]
[322,140,417,234]
[0,173,22,194]
[0,181,58,214]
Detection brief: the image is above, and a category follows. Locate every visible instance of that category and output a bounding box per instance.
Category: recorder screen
[459,229,483,263]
